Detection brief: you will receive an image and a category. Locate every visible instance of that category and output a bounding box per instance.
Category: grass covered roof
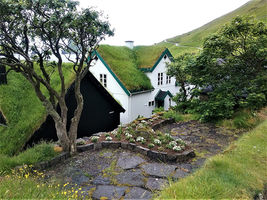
[96,45,172,92]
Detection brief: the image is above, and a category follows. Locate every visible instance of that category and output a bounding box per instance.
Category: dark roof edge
[130,89,154,96]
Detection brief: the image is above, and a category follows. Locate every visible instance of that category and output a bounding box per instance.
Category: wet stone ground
[44,120,242,200]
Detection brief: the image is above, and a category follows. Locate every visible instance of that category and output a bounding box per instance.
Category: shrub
[91,136,99,143]
[163,110,183,122]
[148,143,155,149]
[152,107,164,114]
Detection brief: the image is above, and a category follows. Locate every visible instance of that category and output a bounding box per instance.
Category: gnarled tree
[0,0,113,154]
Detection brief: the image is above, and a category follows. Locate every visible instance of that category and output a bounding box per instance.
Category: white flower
[169,141,177,147]
[175,138,186,145]
[136,136,145,142]
[173,145,182,152]
[154,139,162,145]
[164,133,172,139]
[91,136,99,142]
[106,136,112,141]
[125,132,132,137]
[111,130,117,135]
[125,132,133,140]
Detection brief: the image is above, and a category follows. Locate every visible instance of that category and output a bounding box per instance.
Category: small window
[166,75,171,84]
[164,54,167,60]
[100,74,107,87]
[158,73,163,85]
[148,101,154,107]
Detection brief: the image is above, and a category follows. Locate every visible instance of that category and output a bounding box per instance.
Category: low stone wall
[151,118,175,130]
[77,141,195,163]
[33,152,70,170]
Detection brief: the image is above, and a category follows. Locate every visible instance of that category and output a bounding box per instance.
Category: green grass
[0,63,75,156]
[158,119,267,199]
[0,175,65,199]
[98,45,153,92]
[217,108,267,130]
[0,142,58,175]
[134,45,166,69]
[0,164,87,199]
[163,110,184,122]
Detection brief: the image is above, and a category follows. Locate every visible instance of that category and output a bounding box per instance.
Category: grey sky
[79,0,250,46]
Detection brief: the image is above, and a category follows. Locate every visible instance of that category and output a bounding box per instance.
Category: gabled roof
[155,90,173,101]
[137,48,173,72]
[94,45,173,95]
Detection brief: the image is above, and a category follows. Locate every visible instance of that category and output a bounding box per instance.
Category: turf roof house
[90,42,179,124]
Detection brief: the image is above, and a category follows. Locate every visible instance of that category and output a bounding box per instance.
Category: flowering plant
[175,138,186,145]
[91,136,99,143]
[106,136,112,141]
[169,141,177,147]
[125,132,133,140]
[154,139,162,145]
[111,130,117,136]
[173,145,182,152]
[136,136,145,143]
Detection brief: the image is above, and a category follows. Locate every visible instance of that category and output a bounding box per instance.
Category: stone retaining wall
[33,152,70,170]
[33,118,194,170]
[151,118,175,130]
[77,141,195,163]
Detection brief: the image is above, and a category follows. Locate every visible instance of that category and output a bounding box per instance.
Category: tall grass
[0,142,58,175]
[218,108,266,130]
[0,165,88,199]
[158,119,267,199]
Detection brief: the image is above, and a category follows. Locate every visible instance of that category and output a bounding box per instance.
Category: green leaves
[170,17,267,121]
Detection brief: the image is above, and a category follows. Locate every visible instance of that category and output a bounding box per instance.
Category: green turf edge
[157,119,267,199]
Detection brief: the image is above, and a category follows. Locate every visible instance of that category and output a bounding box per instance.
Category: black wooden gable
[26,71,125,146]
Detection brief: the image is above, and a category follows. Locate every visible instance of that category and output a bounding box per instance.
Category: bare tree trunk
[68,73,84,155]
[54,119,70,152]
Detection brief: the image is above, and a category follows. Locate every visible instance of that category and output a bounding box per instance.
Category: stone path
[45,148,190,199]
[44,120,242,200]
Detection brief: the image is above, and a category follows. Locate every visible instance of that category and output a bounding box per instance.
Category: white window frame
[166,75,171,84]
[158,73,163,85]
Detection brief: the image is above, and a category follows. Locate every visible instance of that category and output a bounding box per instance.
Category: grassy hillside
[164,0,267,54]
[0,65,75,156]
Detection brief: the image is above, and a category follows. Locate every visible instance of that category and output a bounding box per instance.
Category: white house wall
[146,54,179,109]
[89,59,130,124]
[129,92,155,122]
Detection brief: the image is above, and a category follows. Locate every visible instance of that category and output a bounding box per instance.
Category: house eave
[130,89,154,96]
